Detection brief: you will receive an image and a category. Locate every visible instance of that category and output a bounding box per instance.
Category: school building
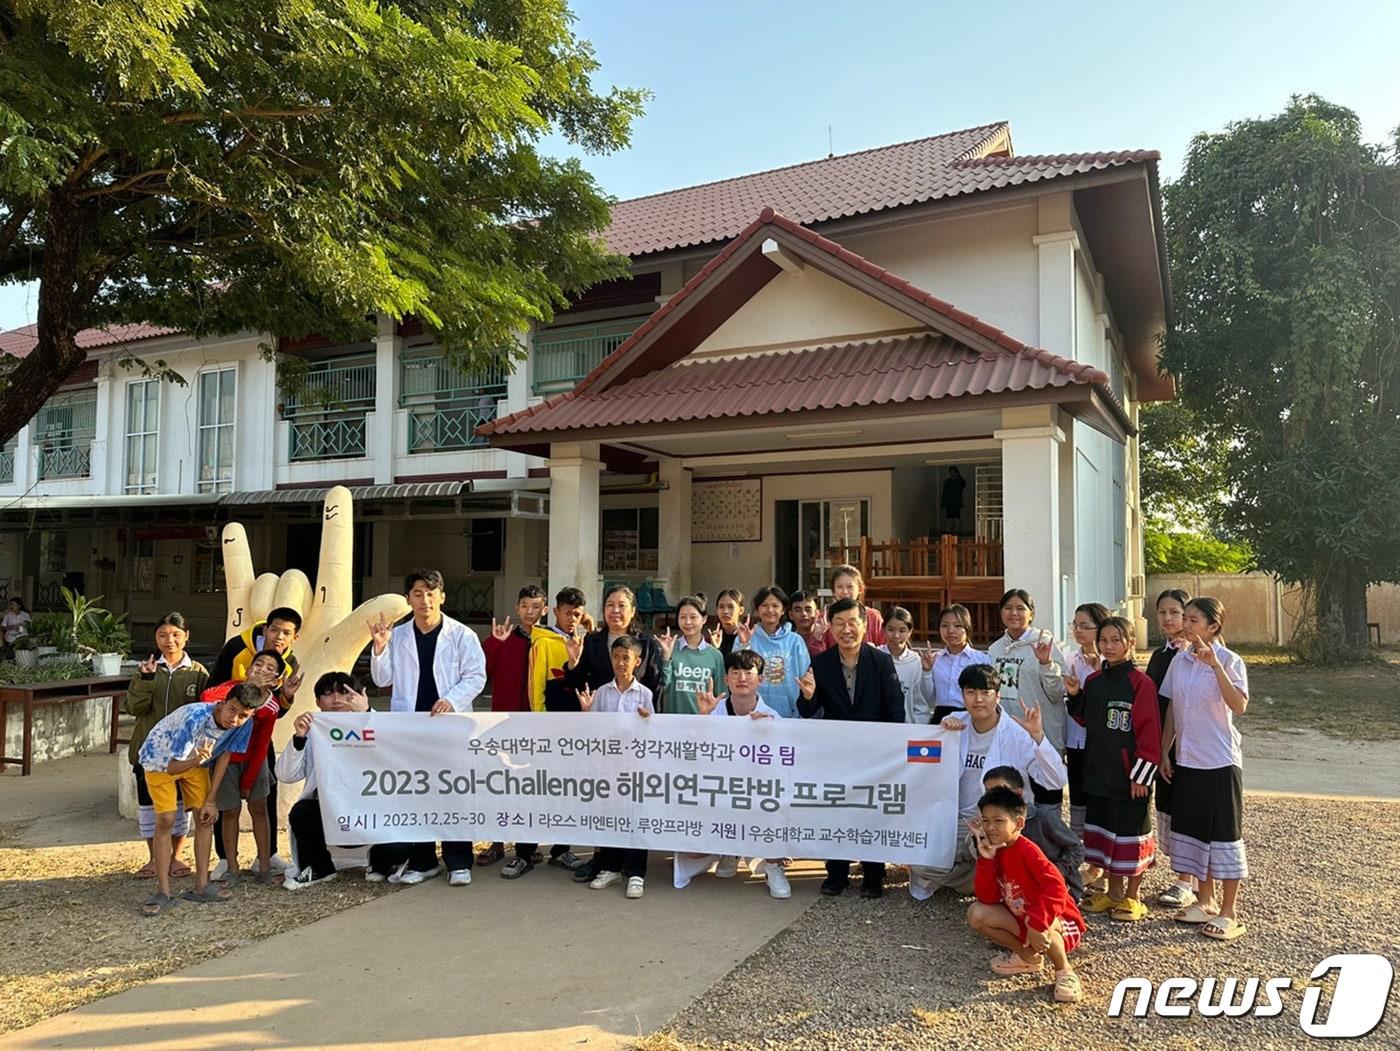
[0,122,1169,652]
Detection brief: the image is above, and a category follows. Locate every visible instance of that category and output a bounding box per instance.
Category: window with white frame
[124,379,160,493]
[196,368,236,492]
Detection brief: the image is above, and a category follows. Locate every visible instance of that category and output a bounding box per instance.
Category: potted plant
[11,633,37,668]
[79,610,132,676]
[27,612,72,657]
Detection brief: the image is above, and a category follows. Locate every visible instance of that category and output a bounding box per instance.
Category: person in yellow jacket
[522,587,591,873]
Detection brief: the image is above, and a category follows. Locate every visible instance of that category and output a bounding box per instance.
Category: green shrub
[1145,526,1255,575]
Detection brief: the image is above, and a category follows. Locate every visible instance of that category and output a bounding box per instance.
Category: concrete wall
[4,694,114,766]
[691,470,894,602]
[1146,571,1400,646]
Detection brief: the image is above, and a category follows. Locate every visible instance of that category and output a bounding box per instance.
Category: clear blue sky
[2,0,1396,330]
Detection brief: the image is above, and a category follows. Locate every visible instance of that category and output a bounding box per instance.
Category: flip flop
[254,868,281,886]
[1203,916,1247,941]
[141,892,179,917]
[1174,903,1219,924]
[182,884,233,904]
[168,862,192,877]
[135,865,158,880]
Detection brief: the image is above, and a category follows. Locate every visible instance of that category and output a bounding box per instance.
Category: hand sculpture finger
[306,486,355,643]
[220,523,255,640]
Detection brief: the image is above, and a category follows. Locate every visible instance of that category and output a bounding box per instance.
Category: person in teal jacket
[659,595,728,715]
[736,585,811,718]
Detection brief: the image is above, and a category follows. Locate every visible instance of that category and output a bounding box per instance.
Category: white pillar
[657,457,692,601]
[13,423,33,491]
[1033,229,1078,361]
[996,412,1065,633]
[371,314,400,485]
[90,378,113,494]
[547,441,601,607]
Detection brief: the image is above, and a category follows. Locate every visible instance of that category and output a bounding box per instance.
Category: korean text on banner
[309,712,959,868]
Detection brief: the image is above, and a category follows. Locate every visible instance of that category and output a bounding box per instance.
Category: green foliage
[27,611,75,651]
[0,0,647,433]
[1138,399,1231,530]
[0,658,98,685]
[1144,525,1253,575]
[77,610,132,657]
[1160,95,1400,654]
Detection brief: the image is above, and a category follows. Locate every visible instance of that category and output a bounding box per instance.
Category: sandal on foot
[168,861,192,878]
[1083,892,1123,914]
[141,892,179,917]
[990,952,1045,976]
[476,845,503,866]
[135,864,158,880]
[254,868,280,886]
[1054,970,1084,1003]
[1174,903,1219,924]
[1203,915,1247,941]
[182,884,233,904]
[1111,897,1149,922]
[500,857,534,880]
[1157,884,1196,908]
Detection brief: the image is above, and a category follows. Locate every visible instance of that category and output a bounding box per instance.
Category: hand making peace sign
[918,646,936,673]
[735,616,756,645]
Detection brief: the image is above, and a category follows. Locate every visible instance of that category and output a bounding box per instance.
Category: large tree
[1161,96,1400,660]
[0,0,645,436]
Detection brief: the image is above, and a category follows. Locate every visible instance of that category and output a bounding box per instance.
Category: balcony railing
[531,319,643,394]
[400,352,506,452]
[289,418,368,461]
[37,444,91,479]
[283,356,376,462]
[0,449,13,484]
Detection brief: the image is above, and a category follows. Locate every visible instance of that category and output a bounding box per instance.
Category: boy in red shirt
[481,584,549,874]
[967,784,1085,1003]
[203,649,302,884]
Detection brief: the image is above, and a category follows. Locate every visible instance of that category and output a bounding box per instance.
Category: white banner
[311,712,959,867]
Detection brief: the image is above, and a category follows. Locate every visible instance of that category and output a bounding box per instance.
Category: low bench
[0,676,131,776]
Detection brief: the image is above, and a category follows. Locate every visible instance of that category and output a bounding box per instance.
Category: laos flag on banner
[907,740,941,763]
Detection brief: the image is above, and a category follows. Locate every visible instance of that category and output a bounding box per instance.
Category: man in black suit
[797,597,905,898]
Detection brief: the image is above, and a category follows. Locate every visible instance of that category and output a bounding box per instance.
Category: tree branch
[0,205,32,260]
[162,105,334,125]
[77,169,172,200]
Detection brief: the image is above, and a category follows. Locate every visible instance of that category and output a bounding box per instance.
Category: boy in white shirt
[674,649,792,898]
[576,636,653,898]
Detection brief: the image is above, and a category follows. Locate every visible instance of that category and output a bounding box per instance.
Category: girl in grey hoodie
[987,588,1069,810]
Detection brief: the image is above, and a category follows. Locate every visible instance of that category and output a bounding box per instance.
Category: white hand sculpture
[221,485,409,747]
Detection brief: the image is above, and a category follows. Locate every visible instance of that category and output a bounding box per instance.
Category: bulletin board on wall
[692,478,763,543]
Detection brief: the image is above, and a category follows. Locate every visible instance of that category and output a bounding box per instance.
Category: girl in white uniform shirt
[1159,597,1250,942]
[878,607,935,723]
[927,604,993,723]
[1064,603,1111,845]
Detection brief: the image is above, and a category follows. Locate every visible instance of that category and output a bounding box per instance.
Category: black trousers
[370,839,474,874]
[289,797,335,879]
[826,859,886,885]
[214,740,279,861]
[1030,777,1064,807]
[595,846,647,878]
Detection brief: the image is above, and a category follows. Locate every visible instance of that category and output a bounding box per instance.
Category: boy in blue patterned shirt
[137,683,261,915]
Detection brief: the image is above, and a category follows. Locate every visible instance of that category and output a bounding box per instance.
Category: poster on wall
[692,479,762,543]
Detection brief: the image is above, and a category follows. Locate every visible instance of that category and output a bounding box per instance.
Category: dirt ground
[636,794,1400,1051]
[0,824,396,1034]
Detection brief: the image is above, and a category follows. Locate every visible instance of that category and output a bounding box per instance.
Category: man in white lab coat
[367,568,486,886]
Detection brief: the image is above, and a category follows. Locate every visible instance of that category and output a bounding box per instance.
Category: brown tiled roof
[603,122,1159,257]
[0,321,180,359]
[484,208,1119,441]
[481,333,1100,436]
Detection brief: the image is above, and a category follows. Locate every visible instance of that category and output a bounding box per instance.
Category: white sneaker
[268,854,291,873]
[764,862,792,899]
[396,865,442,886]
[448,868,472,886]
[715,855,739,879]
[626,876,645,899]
[589,870,622,890]
[284,869,337,891]
[210,860,229,882]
